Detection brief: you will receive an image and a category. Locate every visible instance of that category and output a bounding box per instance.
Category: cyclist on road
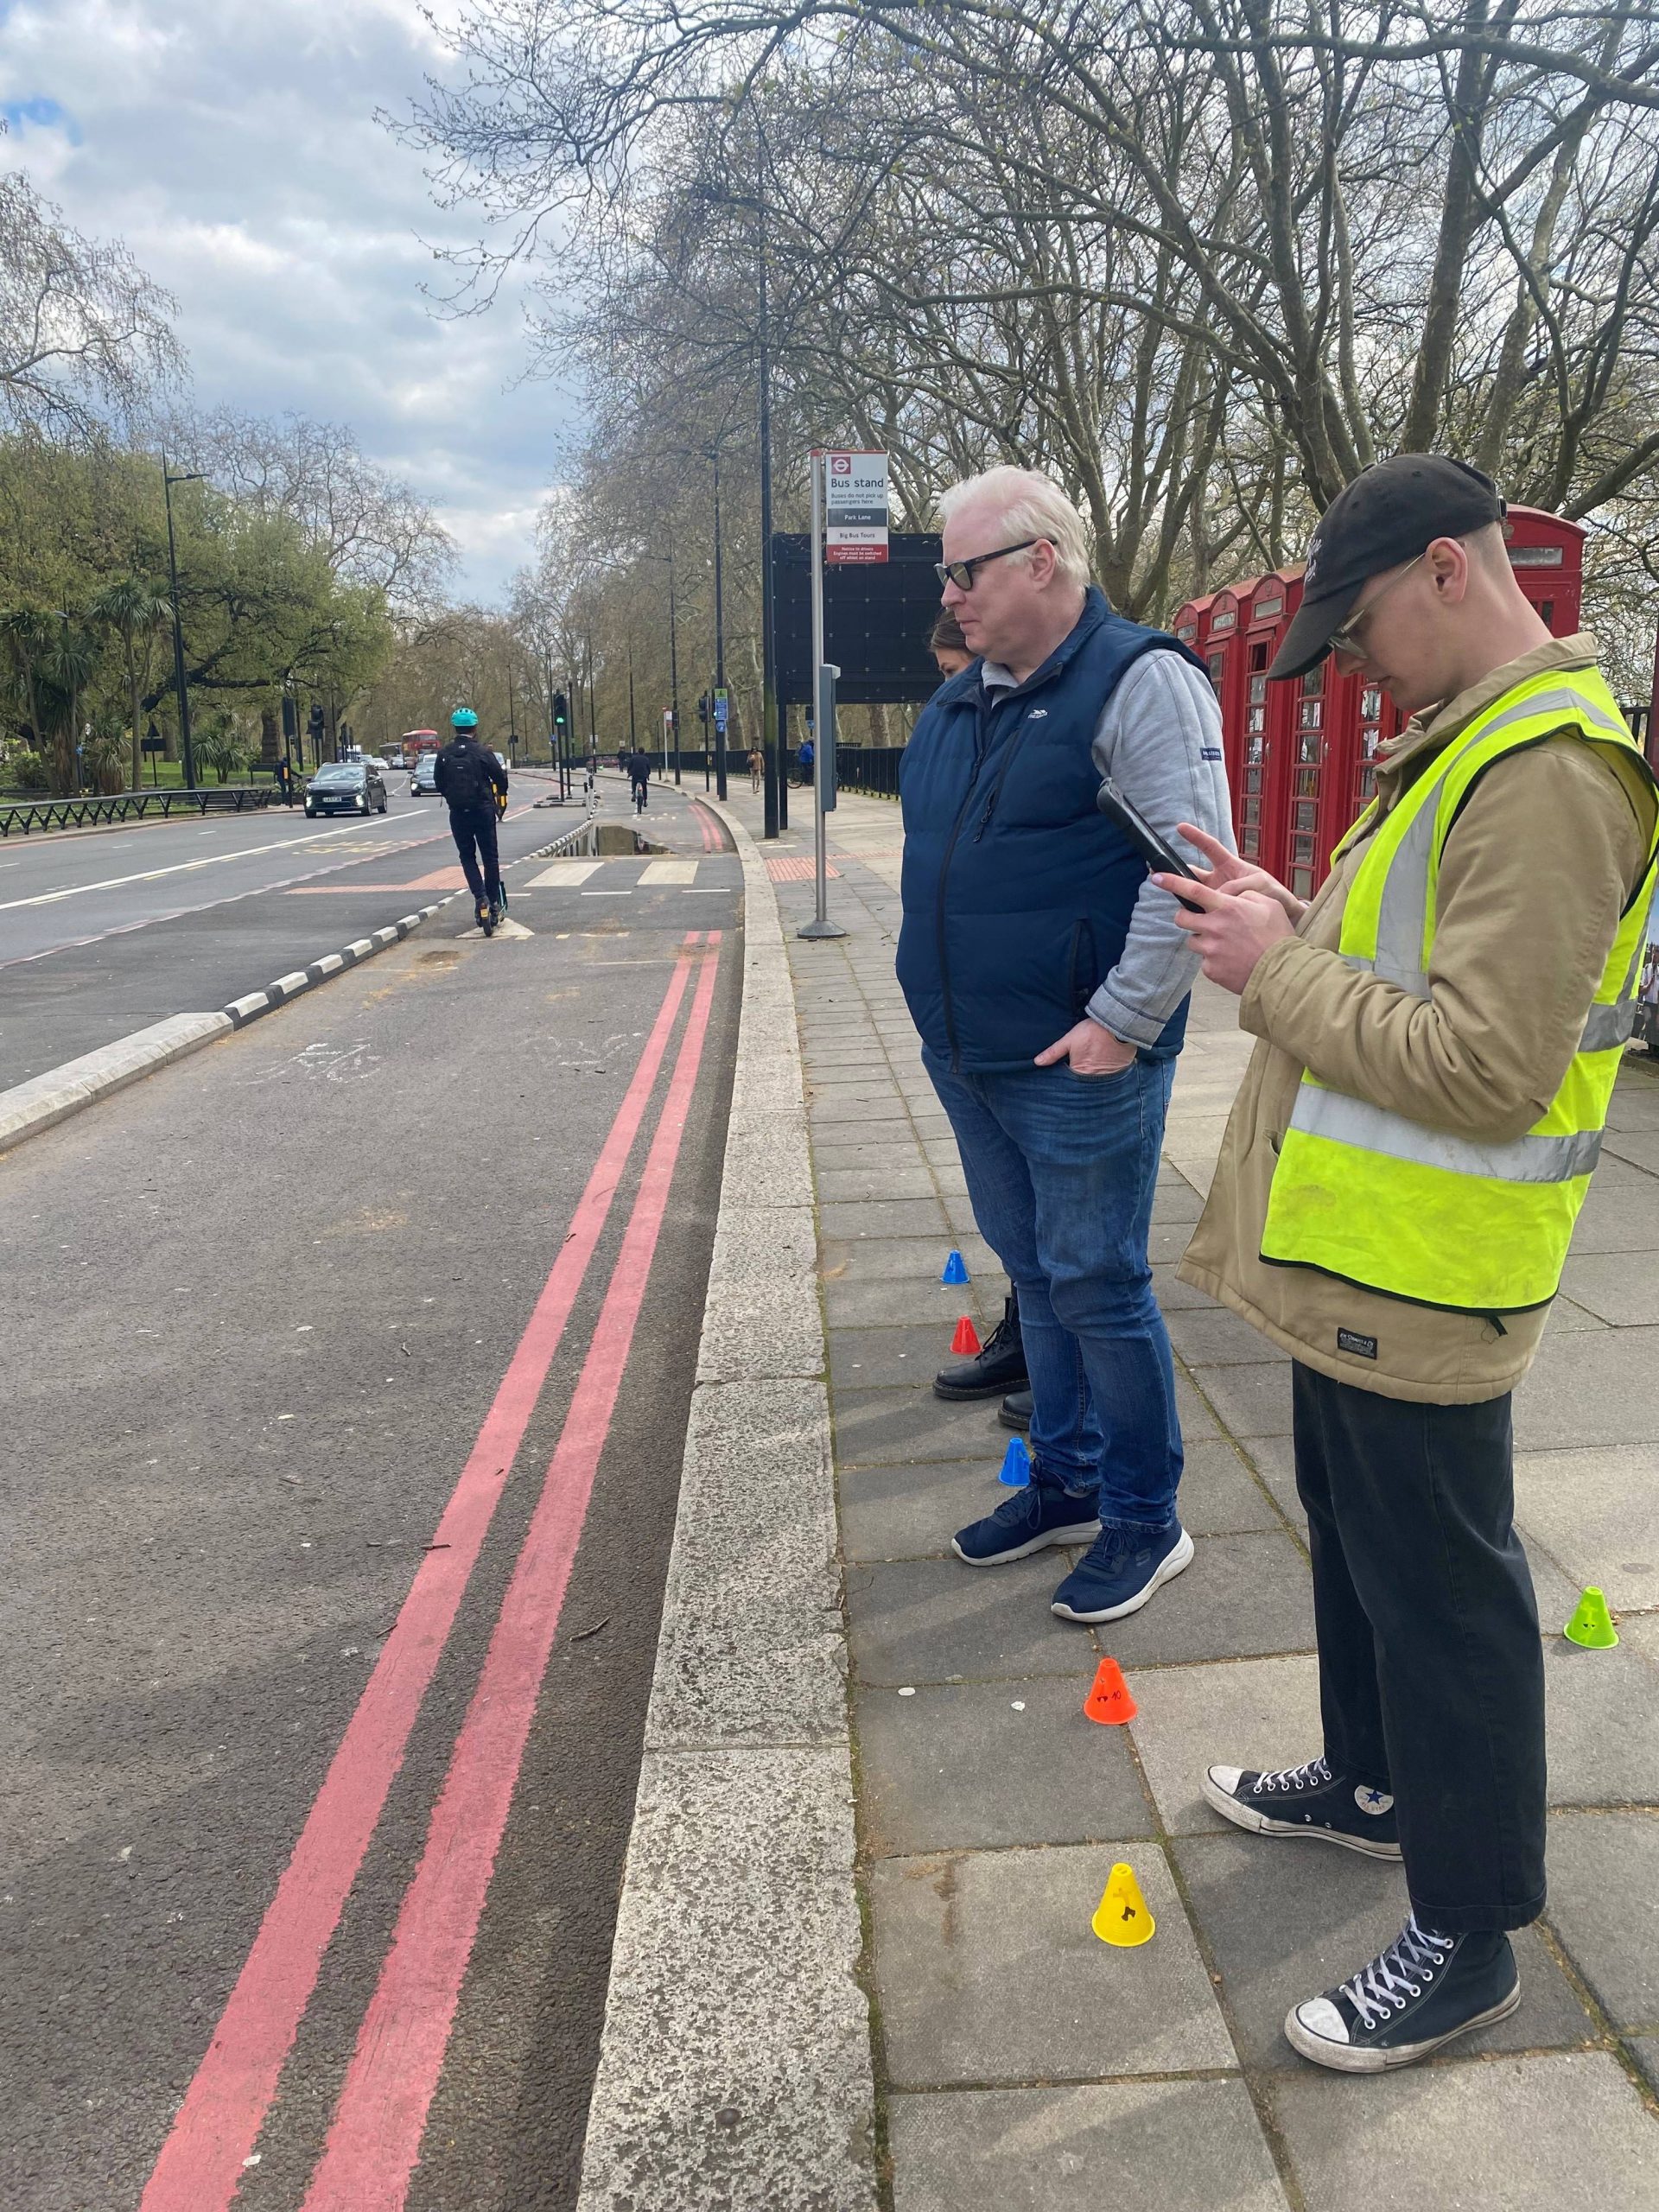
[435,708,509,934]
[626,747,652,811]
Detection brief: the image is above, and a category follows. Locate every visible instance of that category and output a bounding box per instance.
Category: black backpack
[441,739,495,811]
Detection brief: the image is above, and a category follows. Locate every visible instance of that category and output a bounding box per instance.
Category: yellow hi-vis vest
[1261,666,1659,1315]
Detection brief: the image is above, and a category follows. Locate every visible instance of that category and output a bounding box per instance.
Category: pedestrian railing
[0,785,290,838]
[830,745,906,800]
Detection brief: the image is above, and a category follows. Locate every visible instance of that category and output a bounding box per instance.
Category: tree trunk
[1402,3,1498,453]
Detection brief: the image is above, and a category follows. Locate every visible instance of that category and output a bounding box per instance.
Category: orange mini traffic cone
[1084,1656,1136,1726]
[950,1314,982,1356]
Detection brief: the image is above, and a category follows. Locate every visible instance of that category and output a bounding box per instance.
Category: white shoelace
[1254,1756,1332,1795]
[1341,1914,1452,2030]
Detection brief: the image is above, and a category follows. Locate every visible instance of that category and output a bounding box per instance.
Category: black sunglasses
[934,538,1042,591]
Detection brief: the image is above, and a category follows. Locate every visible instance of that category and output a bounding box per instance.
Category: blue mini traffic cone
[942,1249,969,1286]
[998,1436,1031,1487]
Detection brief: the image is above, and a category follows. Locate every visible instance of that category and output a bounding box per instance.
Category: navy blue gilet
[897,587,1208,1073]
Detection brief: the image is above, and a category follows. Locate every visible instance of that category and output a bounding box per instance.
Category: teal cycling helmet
[450,707,478,730]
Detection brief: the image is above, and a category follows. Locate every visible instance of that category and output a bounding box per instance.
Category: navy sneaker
[1287,1916,1519,2072]
[951,1476,1100,1567]
[1050,1519,1193,1623]
[1203,1755,1402,1859]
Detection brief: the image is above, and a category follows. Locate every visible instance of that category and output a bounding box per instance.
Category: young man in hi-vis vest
[1161,455,1658,2074]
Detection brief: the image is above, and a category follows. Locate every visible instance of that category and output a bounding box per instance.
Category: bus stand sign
[824,450,890,565]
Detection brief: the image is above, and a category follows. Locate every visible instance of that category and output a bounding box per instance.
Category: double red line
[143,930,722,2211]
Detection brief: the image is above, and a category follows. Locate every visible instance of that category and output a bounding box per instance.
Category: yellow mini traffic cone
[1091,1862,1154,1948]
[1564,1586,1619,1649]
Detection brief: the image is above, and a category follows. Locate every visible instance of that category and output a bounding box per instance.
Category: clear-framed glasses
[934,538,1042,592]
[1327,553,1424,665]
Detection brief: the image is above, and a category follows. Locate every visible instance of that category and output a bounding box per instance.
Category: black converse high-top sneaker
[1287,1916,1520,2071]
[1202,1755,1402,1859]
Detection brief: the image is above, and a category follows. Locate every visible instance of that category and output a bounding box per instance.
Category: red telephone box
[1285,625,1369,904]
[1237,572,1300,877]
[1172,593,1214,654]
[1204,577,1256,812]
[1503,506,1584,631]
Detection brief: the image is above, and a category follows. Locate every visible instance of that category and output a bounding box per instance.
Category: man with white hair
[896,465,1234,1623]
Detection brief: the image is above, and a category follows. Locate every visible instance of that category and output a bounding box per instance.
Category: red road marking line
[138,944,701,2212]
[300,944,721,2212]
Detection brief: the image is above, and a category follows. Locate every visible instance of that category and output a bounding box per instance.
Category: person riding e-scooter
[434,708,509,934]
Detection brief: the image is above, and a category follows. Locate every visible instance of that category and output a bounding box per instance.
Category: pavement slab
[834,1386,1026,1466]
[1512,1444,1659,1611]
[1543,1811,1659,2027]
[868,1843,1236,2088]
[1176,1437,1291,1535]
[838,1457,995,1563]
[854,1675,1156,1855]
[1268,2051,1659,2212]
[887,2080,1291,2212]
[846,1553,1104,1687]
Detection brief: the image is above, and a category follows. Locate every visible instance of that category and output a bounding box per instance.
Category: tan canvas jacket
[1179,634,1657,1402]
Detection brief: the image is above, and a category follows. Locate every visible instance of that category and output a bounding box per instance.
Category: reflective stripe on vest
[1262,666,1659,1313]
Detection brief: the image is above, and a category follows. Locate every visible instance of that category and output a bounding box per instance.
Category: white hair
[937,466,1094,589]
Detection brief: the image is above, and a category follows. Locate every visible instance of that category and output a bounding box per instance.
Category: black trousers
[1293,1362,1546,1933]
[449,804,501,906]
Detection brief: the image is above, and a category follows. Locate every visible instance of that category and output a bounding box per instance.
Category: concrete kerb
[0,813,599,1157]
[0,1013,233,1155]
[576,799,880,2211]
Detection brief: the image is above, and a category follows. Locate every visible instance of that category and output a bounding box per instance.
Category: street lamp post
[162,454,206,790]
[666,540,683,788]
[711,448,728,801]
[754,105,783,837]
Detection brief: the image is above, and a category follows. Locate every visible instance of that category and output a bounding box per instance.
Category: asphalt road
[0,777,743,2209]
[0,772,591,1088]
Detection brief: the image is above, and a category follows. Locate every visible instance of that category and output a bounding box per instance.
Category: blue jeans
[925,1048,1183,1531]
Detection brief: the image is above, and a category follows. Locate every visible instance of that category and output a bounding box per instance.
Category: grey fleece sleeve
[1086,651,1235,1045]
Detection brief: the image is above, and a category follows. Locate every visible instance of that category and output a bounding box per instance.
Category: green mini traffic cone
[1564,1586,1618,1649]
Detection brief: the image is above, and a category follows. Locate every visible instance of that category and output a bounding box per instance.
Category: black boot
[999,1389,1033,1433]
[934,1294,1027,1401]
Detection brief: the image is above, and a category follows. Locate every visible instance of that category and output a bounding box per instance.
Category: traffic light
[308,703,325,740]
[553,690,568,730]
[697,692,710,728]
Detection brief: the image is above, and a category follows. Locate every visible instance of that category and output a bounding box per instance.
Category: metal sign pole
[799,448,847,941]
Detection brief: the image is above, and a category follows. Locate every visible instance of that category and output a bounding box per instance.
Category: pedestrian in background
[930,608,973,678]
[897,464,1233,1624]
[1170,454,1658,2073]
[749,747,764,794]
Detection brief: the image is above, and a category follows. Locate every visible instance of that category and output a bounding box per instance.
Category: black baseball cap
[1268,454,1506,681]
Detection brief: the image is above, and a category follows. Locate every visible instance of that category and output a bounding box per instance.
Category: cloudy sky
[0,0,575,601]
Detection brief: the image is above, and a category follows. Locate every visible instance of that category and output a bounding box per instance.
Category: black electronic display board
[772,531,945,705]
